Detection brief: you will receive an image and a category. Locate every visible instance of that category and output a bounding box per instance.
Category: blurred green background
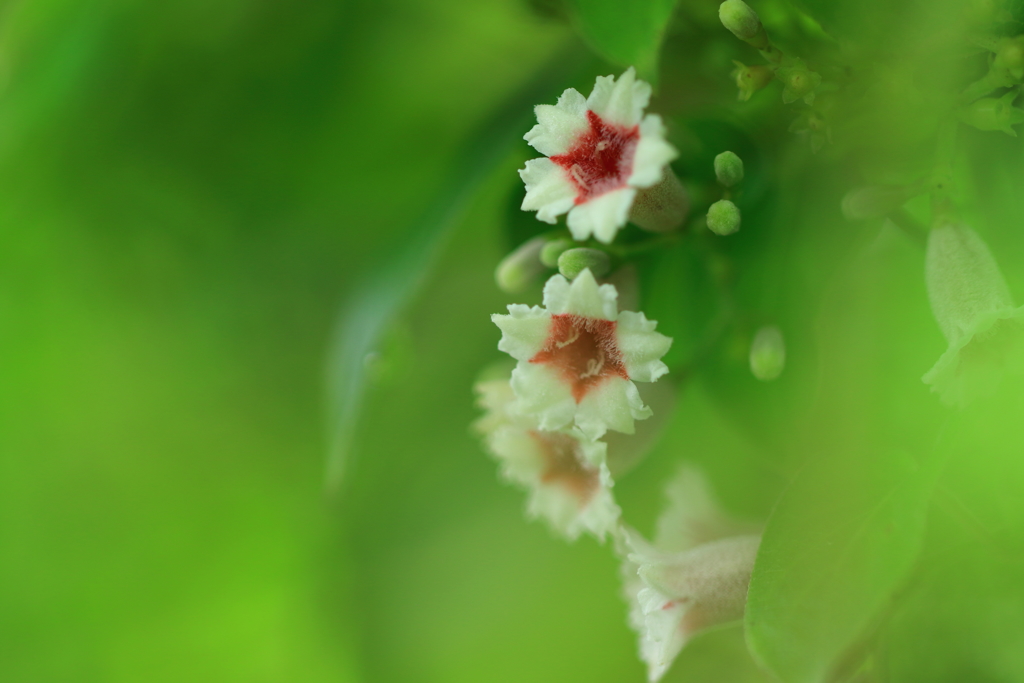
[5,0,1024,681]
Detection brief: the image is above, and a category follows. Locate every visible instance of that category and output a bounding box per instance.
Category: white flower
[491,269,672,441]
[922,222,1024,406]
[619,467,761,682]
[473,377,621,541]
[520,68,679,243]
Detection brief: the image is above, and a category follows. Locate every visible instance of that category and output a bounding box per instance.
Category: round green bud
[539,238,574,268]
[495,236,546,293]
[558,248,610,280]
[714,151,745,188]
[750,325,785,381]
[994,36,1024,82]
[719,0,769,49]
[706,200,741,236]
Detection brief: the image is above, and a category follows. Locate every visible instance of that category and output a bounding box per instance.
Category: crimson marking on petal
[528,431,599,505]
[551,110,639,205]
[529,313,628,402]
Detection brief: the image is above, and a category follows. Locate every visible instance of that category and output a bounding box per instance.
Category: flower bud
[495,236,547,293]
[629,167,690,233]
[840,184,922,221]
[539,238,574,268]
[558,247,611,279]
[926,222,1012,345]
[714,151,745,188]
[706,199,741,236]
[749,325,785,381]
[959,90,1024,136]
[731,61,774,101]
[777,61,822,105]
[993,35,1024,82]
[719,0,770,49]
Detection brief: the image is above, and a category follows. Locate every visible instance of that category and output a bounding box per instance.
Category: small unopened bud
[706,199,741,236]
[993,35,1024,82]
[495,236,546,293]
[731,61,774,101]
[630,167,689,232]
[841,184,923,221]
[749,325,785,381]
[714,151,745,188]
[539,238,574,268]
[558,248,610,279]
[719,0,770,49]
[777,61,822,105]
[959,90,1024,136]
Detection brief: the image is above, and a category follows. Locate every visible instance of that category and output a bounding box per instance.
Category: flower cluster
[474,68,761,680]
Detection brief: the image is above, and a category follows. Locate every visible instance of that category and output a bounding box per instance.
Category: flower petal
[628,114,678,188]
[520,157,577,224]
[587,67,651,127]
[510,361,576,431]
[524,88,589,156]
[542,268,619,320]
[617,310,672,382]
[575,376,651,440]
[566,187,636,243]
[492,304,550,361]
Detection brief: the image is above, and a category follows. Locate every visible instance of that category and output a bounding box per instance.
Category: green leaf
[324,49,588,491]
[569,0,679,81]
[745,448,941,683]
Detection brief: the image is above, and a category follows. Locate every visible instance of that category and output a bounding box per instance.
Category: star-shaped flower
[618,467,761,682]
[491,269,672,440]
[473,377,621,541]
[520,68,679,243]
[923,221,1024,406]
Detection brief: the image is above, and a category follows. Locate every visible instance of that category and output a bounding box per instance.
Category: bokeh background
[5,0,1024,681]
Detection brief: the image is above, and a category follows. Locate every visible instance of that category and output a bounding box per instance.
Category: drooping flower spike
[492,269,672,441]
[473,377,621,541]
[520,68,682,243]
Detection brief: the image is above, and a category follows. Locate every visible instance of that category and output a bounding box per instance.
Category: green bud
[539,238,574,268]
[706,200,741,236]
[731,61,774,101]
[749,325,785,381]
[993,36,1024,82]
[714,151,745,188]
[558,248,610,280]
[959,90,1024,136]
[840,184,923,221]
[629,168,690,232]
[776,61,822,105]
[719,0,770,49]
[495,236,546,293]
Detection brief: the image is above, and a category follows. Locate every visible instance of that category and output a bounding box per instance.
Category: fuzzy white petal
[617,310,672,382]
[510,361,576,431]
[628,114,678,188]
[566,187,636,243]
[587,67,650,127]
[527,460,620,541]
[542,269,619,320]
[575,376,651,440]
[492,304,550,361]
[520,157,577,224]
[487,425,545,483]
[524,88,589,156]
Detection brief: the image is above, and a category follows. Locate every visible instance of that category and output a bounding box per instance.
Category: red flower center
[529,431,599,504]
[529,313,628,402]
[551,110,639,205]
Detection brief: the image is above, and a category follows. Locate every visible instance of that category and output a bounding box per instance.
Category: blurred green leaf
[745,448,941,683]
[569,0,679,80]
